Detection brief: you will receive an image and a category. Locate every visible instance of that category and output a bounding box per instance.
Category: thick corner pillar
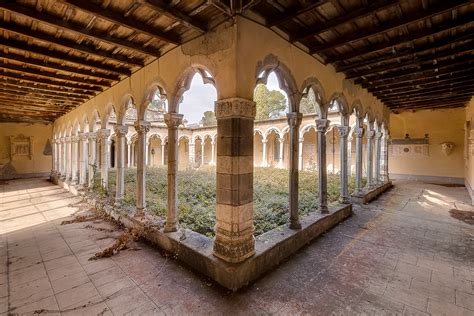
[337,125,350,204]
[287,112,302,229]
[88,132,97,187]
[316,119,330,214]
[164,113,183,232]
[354,127,365,195]
[366,126,375,188]
[134,120,151,216]
[97,129,110,189]
[213,98,256,263]
[78,133,88,187]
[114,125,128,204]
[375,131,383,184]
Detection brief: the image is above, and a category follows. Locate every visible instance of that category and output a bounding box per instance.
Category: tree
[254,84,287,120]
[200,110,217,126]
[300,88,318,114]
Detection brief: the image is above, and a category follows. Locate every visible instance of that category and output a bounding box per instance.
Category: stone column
[375,130,383,185]
[381,131,390,182]
[189,141,195,167]
[316,119,330,214]
[347,137,353,176]
[164,113,183,232]
[261,139,268,167]
[278,137,285,168]
[161,143,166,166]
[366,125,375,188]
[78,133,88,187]
[52,139,58,176]
[145,141,149,167]
[134,120,151,216]
[287,112,302,229]
[337,125,350,204]
[213,98,255,263]
[201,142,205,166]
[88,132,97,187]
[298,138,304,170]
[114,125,128,204]
[71,136,79,184]
[61,137,66,179]
[210,140,216,165]
[97,129,111,189]
[127,140,133,168]
[354,127,364,195]
[66,137,72,182]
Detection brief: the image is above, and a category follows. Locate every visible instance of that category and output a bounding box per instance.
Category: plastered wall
[389,108,465,182]
[0,123,53,178]
[464,97,474,194]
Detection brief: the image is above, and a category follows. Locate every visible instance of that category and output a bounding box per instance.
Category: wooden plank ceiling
[0,0,473,123]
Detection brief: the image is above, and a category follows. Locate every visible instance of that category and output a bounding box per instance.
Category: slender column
[161,143,166,166]
[78,133,88,187]
[381,131,390,182]
[52,139,58,176]
[375,130,383,185]
[127,141,132,168]
[164,113,183,232]
[131,143,135,166]
[210,140,216,165]
[213,98,256,263]
[88,132,97,187]
[108,140,113,168]
[316,119,330,214]
[97,129,111,189]
[287,112,302,229]
[347,137,353,176]
[298,138,304,170]
[71,136,79,184]
[354,127,365,195]
[114,125,128,204]
[201,142,205,166]
[61,138,66,179]
[337,126,350,204]
[145,141,149,166]
[278,137,285,168]
[261,139,268,167]
[66,137,72,182]
[366,124,375,188]
[189,141,195,167]
[134,121,151,216]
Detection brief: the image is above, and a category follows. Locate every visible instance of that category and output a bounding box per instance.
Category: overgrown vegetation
[96,167,364,238]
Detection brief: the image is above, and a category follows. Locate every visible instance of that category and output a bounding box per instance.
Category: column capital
[71,135,79,143]
[366,130,376,139]
[164,113,184,128]
[278,137,285,144]
[315,119,330,133]
[60,137,66,143]
[262,138,268,144]
[97,129,111,140]
[114,124,129,137]
[354,127,365,138]
[336,125,350,138]
[375,131,383,139]
[286,112,303,127]
[78,133,88,141]
[134,120,151,134]
[215,98,256,119]
[88,132,97,142]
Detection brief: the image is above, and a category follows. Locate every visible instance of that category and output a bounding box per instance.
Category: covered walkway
[1,178,472,315]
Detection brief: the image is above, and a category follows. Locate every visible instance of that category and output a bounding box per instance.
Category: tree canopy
[200,110,217,126]
[254,84,287,120]
[300,88,318,114]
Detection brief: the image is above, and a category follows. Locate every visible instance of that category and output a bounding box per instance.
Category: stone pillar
[347,137,353,176]
[164,113,183,232]
[316,119,330,214]
[298,138,304,170]
[161,143,166,166]
[366,126,375,188]
[287,112,302,229]
[278,137,285,168]
[97,129,111,189]
[213,98,256,263]
[261,139,268,167]
[127,140,133,168]
[201,142,205,166]
[337,125,350,204]
[210,140,216,165]
[61,138,66,179]
[189,141,195,167]
[134,121,151,216]
[52,139,58,176]
[145,141,149,167]
[375,131,383,185]
[78,133,88,187]
[381,131,390,182]
[354,127,364,195]
[88,132,97,187]
[66,137,72,182]
[71,136,79,184]
[114,125,128,204]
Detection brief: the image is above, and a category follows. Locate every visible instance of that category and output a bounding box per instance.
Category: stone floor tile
[410,279,456,304]
[455,290,474,311]
[50,270,90,294]
[404,306,430,315]
[8,295,60,316]
[54,282,100,310]
[428,298,474,316]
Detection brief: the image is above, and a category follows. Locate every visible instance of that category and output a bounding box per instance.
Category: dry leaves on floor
[89,227,143,260]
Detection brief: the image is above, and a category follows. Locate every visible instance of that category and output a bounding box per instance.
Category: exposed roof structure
[0,0,473,123]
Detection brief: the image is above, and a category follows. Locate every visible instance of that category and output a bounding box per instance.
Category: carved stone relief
[10,134,33,160]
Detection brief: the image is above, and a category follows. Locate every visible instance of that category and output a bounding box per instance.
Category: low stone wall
[351,181,393,204]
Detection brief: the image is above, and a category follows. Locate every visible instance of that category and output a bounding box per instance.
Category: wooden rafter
[266,0,330,27]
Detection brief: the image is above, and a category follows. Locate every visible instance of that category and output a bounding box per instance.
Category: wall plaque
[10,134,33,160]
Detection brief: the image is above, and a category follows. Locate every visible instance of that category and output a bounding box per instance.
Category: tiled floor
[1,178,473,315]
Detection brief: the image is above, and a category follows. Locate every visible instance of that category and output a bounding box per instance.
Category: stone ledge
[351,181,393,204]
[81,192,352,291]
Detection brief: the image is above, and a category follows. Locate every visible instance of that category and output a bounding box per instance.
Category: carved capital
[114,124,128,137]
[97,129,111,141]
[134,120,151,134]
[366,130,375,139]
[88,132,97,142]
[375,131,383,140]
[79,133,88,141]
[215,98,256,119]
[337,126,350,138]
[262,139,268,144]
[71,136,79,143]
[164,113,184,128]
[315,119,330,133]
[60,137,66,143]
[354,127,364,138]
[286,112,303,127]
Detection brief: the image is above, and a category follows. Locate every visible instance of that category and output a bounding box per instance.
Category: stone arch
[139,78,168,121]
[117,94,137,125]
[89,109,101,132]
[254,129,264,138]
[80,114,89,133]
[350,99,364,119]
[263,127,282,140]
[300,123,316,139]
[102,102,118,128]
[255,54,299,113]
[365,106,375,123]
[72,119,81,135]
[300,77,327,118]
[193,134,203,143]
[328,92,350,117]
[179,135,190,142]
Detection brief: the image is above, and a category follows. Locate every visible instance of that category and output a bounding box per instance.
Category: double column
[88,132,97,187]
[287,112,302,229]
[366,123,375,188]
[380,130,390,182]
[71,135,79,184]
[114,125,128,204]
[65,137,72,182]
[316,119,330,214]
[61,137,67,180]
[97,129,110,189]
[375,130,383,184]
[78,133,88,187]
[354,126,365,195]
[164,113,183,232]
[337,125,350,204]
[134,120,151,216]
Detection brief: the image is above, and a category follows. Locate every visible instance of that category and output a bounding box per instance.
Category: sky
[179,72,288,124]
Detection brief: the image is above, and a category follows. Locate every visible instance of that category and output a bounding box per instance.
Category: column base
[339,196,351,204]
[163,222,178,233]
[134,208,146,218]
[319,205,329,214]
[288,221,302,230]
[213,232,255,263]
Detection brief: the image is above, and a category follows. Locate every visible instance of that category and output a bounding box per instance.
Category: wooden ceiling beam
[0,50,120,81]
[0,21,143,68]
[0,86,87,102]
[0,77,96,97]
[0,2,161,57]
[0,98,77,110]
[386,96,471,108]
[63,0,181,45]
[0,94,82,106]
[266,0,330,27]
[374,78,474,97]
[381,90,474,103]
[310,0,470,54]
[391,103,466,112]
[292,0,400,43]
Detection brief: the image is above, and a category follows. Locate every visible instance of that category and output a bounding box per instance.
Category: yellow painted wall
[389,108,465,179]
[464,97,474,191]
[0,123,53,177]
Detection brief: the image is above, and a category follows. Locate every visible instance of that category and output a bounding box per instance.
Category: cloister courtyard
[1,0,474,315]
